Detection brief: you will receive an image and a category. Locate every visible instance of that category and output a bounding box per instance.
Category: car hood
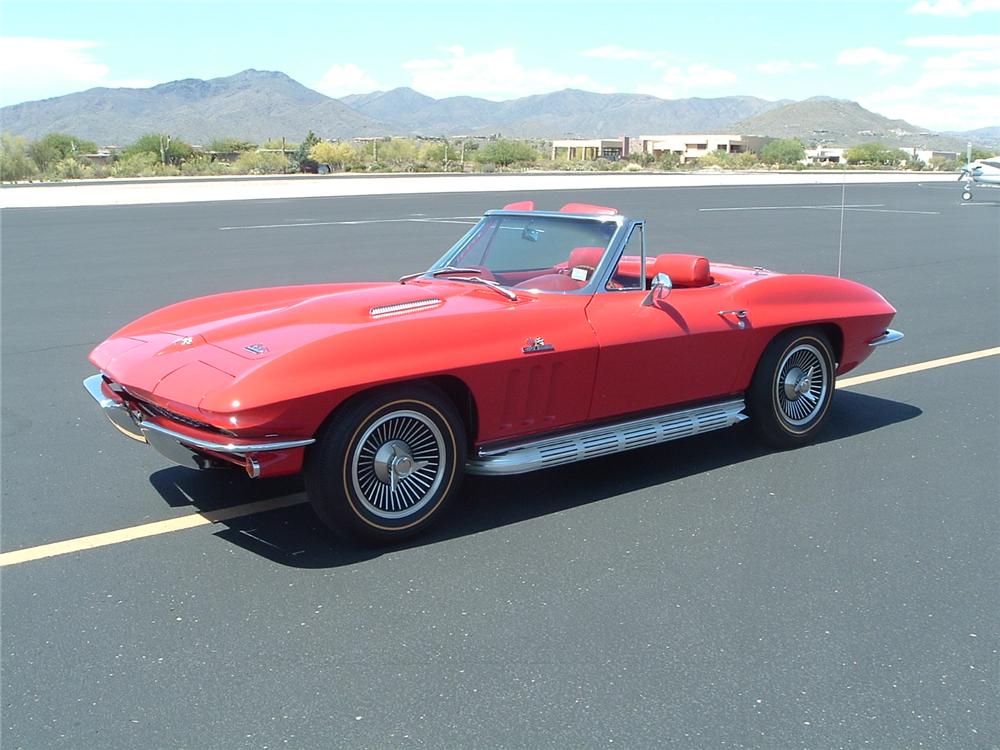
[89,279,541,410]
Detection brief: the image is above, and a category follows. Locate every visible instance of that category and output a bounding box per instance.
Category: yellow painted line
[2,345,998,568]
[0,495,306,567]
[838,346,1000,388]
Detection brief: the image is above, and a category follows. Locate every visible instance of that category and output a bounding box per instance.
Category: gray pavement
[1,183,998,748]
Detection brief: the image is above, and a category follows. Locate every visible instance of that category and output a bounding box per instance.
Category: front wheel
[747,328,835,449]
[305,385,466,544]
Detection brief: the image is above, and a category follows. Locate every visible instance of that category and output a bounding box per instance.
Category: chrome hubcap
[774,343,828,427]
[351,410,445,519]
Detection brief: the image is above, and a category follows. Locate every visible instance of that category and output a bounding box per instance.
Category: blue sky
[1,0,997,130]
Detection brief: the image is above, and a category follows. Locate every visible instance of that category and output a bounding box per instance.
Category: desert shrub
[233,151,289,174]
[0,132,39,181]
[180,156,232,176]
[29,133,99,172]
[45,157,94,180]
[123,134,193,165]
[655,152,682,170]
[111,152,179,177]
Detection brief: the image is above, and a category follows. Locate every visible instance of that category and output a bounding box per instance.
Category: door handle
[718,309,748,329]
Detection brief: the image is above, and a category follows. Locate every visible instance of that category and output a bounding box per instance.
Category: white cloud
[906,0,1000,16]
[755,60,819,74]
[0,37,154,105]
[638,63,738,99]
[837,47,908,73]
[905,34,1000,48]
[401,47,612,99]
[314,63,379,97]
[581,45,664,61]
[861,42,1000,129]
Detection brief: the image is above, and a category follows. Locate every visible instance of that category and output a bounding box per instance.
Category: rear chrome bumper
[868,329,904,347]
[83,374,314,477]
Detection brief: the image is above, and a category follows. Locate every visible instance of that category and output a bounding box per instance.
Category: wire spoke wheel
[351,410,446,520]
[749,329,835,449]
[773,343,829,428]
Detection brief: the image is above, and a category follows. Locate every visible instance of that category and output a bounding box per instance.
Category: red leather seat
[651,254,713,287]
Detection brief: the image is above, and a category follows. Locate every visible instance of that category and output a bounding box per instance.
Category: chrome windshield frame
[424,210,632,295]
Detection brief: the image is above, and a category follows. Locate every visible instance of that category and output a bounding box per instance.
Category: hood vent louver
[369,298,443,319]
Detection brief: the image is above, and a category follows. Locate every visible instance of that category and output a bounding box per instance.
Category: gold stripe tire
[305,384,466,544]
[747,328,835,449]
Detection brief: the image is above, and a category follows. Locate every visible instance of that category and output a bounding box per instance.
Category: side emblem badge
[522,337,555,354]
[244,343,269,355]
[176,336,194,346]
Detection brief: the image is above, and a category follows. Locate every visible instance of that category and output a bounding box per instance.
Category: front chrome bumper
[83,374,314,477]
[868,329,904,347]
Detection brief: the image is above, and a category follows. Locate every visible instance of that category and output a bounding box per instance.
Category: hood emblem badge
[523,337,555,354]
[176,336,194,346]
[244,343,269,354]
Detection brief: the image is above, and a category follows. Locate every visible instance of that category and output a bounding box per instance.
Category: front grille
[136,399,222,434]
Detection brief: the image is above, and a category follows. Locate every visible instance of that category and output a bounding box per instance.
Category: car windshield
[427,213,619,292]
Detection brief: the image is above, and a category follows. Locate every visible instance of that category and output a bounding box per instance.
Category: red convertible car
[85,201,902,543]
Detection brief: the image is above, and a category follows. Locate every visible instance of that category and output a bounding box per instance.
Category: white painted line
[814,207,940,215]
[699,204,940,215]
[219,216,481,230]
[699,204,884,212]
[2,344,997,568]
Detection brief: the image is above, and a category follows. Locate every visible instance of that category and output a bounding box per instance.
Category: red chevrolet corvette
[85,201,902,543]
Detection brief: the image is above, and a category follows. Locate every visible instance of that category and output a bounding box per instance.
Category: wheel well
[423,375,479,450]
[816,323,844,366]
[312,376,479,451]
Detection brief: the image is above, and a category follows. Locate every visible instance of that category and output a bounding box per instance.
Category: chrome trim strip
[868,329,904,347]
[137,420,315,454]
[467,398,747,476]
[370,298,442,318]
[84,374,315,456]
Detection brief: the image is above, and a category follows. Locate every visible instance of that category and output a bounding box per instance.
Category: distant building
[637,134,770,163]
[900,147,959,164]
[551,137,631,161]
[803,147,847,165]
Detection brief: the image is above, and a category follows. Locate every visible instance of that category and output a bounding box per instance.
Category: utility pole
[460,140,466,171]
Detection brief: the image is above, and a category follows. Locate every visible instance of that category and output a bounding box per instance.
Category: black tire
[747,328,835,449]
[304,384,465,544]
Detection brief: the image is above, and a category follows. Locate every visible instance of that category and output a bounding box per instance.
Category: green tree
[969,146,996,161]
[123,134,193,165]
[844,142,908,166]
[0,132,40,181]
[294,131,321,170]
[378,138,419,167]
[309,141,358,169]
[28,132,99,172]
[760,139,806,166]
[475,139,539,167]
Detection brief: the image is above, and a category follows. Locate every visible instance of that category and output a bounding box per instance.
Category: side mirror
[642,272,672,306]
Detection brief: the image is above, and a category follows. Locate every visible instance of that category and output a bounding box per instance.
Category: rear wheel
[305,385,465,544]
[748,328,835,448]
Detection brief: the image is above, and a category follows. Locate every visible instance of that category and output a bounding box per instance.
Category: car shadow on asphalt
[148,390,921,568]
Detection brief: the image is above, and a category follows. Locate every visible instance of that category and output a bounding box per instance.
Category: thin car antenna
[837,180,846,278]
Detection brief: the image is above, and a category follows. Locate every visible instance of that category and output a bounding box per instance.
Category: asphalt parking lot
[2,181,998,748]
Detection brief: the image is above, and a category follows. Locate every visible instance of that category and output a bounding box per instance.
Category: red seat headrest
[568,246,605,268]
[652,254,712,287]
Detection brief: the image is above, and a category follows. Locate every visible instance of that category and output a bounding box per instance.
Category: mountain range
[0,69,992,151]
